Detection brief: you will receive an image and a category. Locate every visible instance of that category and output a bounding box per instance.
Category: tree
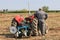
[3,9,8,13]
[19,9,28,13]
[6,9,8,12]
[3,9,5,13]
[42,6,49,12]
[20,9,28,11]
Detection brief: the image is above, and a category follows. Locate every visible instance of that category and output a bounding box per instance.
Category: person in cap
[34,8,48,36]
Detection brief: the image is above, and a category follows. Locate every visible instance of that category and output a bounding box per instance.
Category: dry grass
[0,12,60,40]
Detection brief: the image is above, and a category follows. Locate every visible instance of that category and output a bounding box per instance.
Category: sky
[0,0,60,10]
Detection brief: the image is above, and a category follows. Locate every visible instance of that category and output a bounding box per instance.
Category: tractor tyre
[27,30,31,36]
[15,32,22,38]
[32,18,38,36]
[11,19,18,27]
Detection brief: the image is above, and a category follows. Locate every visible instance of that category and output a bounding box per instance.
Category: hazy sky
[0,0,60,10]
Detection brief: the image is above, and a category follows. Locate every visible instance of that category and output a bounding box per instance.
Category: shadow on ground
[0,34,31,39]
[0,34,15,38]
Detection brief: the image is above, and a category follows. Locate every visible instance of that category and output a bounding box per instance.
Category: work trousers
[38,19,46,36]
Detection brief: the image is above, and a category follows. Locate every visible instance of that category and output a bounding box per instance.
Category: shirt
[34,11,48,20]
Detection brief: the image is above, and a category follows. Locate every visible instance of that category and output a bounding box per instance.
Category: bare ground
[0,13,60,40]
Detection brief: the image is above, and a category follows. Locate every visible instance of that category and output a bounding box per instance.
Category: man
[34,8,48,36]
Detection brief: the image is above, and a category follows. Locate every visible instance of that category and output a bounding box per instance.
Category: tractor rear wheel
[32,18,38,36]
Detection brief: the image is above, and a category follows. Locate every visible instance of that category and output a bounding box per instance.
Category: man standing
[34,8,48,36]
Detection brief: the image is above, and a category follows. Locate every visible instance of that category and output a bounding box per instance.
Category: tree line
[0,6,60,13]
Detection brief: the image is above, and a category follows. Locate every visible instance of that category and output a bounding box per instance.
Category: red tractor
[10,15,38,37]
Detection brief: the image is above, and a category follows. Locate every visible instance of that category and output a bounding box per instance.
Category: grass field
[0,12,60,40]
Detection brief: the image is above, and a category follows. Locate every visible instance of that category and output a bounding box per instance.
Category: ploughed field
[0,12,60,40]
